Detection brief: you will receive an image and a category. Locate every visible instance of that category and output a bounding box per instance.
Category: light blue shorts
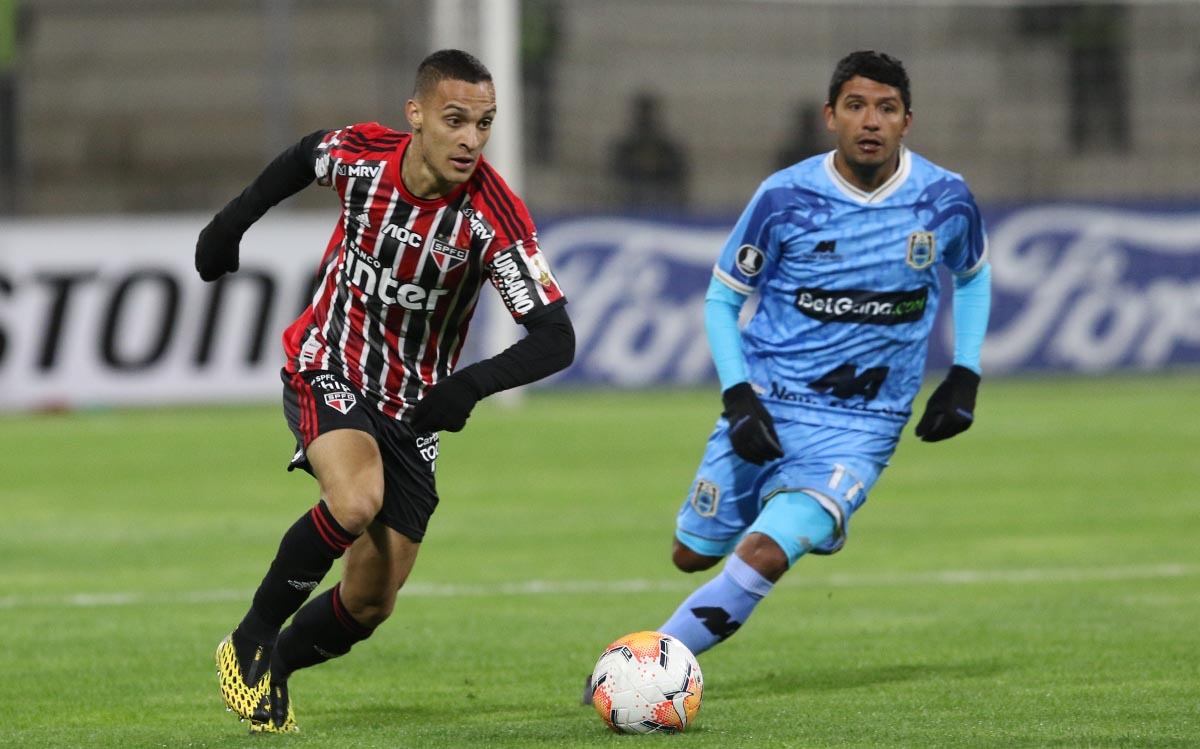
[675,416,899,558]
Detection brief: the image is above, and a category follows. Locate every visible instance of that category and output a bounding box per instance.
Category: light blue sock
[659,554,774,656]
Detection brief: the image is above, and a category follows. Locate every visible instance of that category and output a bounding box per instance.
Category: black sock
[237,500,358,645]
[271,583,375,682]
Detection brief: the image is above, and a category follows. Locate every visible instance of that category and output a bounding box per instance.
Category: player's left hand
[915,365,980,442]
[409,375,482,433]
[195,215,243,282]
[722,382,784,465]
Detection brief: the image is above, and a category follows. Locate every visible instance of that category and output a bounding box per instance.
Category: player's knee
[671,540,721,573]
[322,479,384,535]
[733,533,790,582]
[744,491,838,572]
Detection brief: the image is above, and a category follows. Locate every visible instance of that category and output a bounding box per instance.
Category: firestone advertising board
[1,205,1197,411]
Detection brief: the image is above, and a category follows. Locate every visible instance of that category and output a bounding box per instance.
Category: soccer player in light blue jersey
[649,51,992,662]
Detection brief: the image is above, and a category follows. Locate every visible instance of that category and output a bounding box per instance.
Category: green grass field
[2,373,1198,748]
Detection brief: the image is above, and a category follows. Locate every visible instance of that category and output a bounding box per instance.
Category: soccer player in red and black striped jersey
[197,49,574,733]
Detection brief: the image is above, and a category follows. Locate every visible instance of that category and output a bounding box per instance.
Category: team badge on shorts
[906,231,936,269]
[690,479,720,518]
[324,391,357,414]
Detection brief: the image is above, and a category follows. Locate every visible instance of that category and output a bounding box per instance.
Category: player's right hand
[721,382,784,465]
[195,216,242,281]
[409,374,482,433]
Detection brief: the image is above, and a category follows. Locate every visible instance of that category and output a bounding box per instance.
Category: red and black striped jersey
[282,122,566,420]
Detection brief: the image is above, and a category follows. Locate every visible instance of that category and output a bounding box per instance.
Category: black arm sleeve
[213,129,330,233]
[452,305,575,399]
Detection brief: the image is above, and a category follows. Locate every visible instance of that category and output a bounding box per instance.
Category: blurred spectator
[1063,3,1130,153]
[1017,3,1130,154]
[609,91,689,212]
[774,99,826,170]
[521,0,562,164]
[0,0,28,214]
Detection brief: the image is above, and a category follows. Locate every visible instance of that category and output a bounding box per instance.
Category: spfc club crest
[906,231,936,269]
[431,239,468,272]
[324,391,357,414]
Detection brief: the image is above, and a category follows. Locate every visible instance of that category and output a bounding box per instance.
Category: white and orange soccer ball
[589,631,703,734]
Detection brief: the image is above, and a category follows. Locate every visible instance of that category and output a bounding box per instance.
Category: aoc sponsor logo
[382,223,424,248]
[794,287,927,325]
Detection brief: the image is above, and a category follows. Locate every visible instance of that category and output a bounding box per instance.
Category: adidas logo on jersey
[353,211,371,227]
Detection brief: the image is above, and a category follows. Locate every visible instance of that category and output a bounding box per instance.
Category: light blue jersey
[713,147,987,435]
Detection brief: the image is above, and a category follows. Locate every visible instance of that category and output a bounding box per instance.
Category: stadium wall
[0,204,1197,411]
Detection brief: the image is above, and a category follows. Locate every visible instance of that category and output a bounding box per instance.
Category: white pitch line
[0,563,1193,611]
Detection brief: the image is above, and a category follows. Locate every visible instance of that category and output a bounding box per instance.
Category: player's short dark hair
[414,49,493,98]
[827,50,912,113]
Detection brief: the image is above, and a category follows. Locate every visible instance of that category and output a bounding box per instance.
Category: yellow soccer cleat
[215,631,271,721]
[249,680,299,734]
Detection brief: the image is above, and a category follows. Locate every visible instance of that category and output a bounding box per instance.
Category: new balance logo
[813,240,837,253]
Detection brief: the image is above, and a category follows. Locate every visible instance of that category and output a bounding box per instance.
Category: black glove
[195,216,243,282]
[722,382,784,465]
[409,374,482,433]
[915,365,980,442]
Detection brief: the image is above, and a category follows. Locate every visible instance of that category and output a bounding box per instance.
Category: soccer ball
[589,631,703,734]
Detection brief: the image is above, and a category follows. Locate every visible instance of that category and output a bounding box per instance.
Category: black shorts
[281,368,439,543]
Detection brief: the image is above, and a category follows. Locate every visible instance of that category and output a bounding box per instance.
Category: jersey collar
[823,146,912,204]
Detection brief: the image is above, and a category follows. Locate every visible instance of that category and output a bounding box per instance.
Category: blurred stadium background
[0,0,1197,404]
